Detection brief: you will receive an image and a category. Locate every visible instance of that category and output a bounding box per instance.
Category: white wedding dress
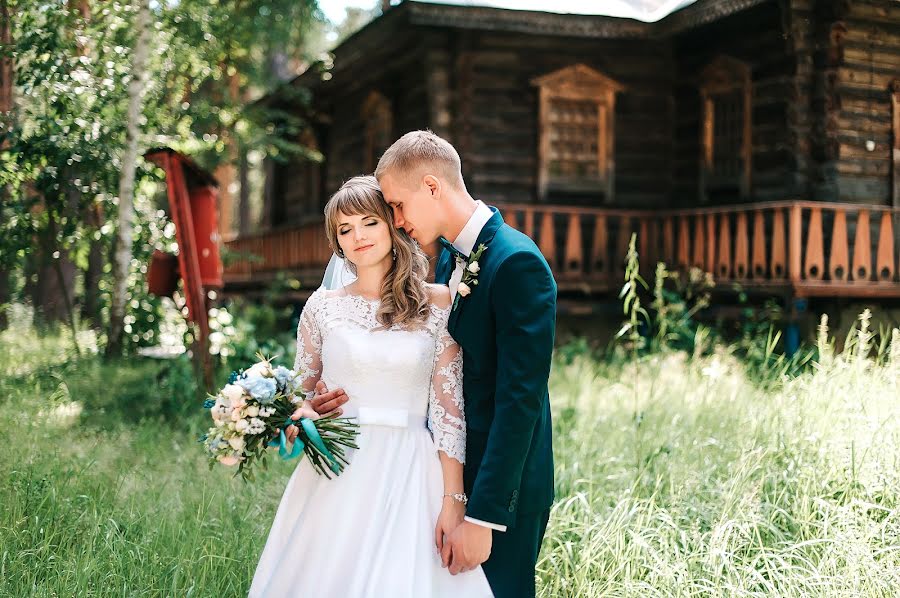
[248,287,493,597]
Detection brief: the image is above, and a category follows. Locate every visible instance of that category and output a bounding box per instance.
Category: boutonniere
[453,243,487,311]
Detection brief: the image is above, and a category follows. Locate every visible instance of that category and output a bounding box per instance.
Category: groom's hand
[309,380,348,418]
[445,520,492,575]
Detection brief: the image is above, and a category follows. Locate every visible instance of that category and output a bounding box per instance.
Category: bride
[248,176,493,597]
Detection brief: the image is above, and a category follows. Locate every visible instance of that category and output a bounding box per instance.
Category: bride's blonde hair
[323,175,431,328]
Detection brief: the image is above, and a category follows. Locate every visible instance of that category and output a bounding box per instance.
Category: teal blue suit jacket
[436,207,556,527]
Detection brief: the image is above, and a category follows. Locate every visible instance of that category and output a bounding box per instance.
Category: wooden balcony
[223,220,333,295]
[223,201,900,300]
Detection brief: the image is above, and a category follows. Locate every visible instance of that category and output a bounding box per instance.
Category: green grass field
[1,310,899,597]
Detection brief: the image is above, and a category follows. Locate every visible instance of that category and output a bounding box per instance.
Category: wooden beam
[891,80,900,208]
[829,209,849,281]
[803,207,824,280]
[852,210,872,281]
[876,210,895,282]
[788,205,802,283]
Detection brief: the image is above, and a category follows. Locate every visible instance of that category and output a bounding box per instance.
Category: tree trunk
[0,0,13,331]
[107,0,150,357]
[0,267,8,330]
[82,201,104,327]
[33,210,77,329]
[46,201,81,355]
[238,143,251,235]
[0,0,12,120]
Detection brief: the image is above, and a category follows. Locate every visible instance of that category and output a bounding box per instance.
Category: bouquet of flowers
[201,353,358,480]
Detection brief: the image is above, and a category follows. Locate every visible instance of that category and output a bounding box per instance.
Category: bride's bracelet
[443,492,468,505]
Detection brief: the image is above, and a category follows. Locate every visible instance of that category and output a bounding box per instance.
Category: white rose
[245,405,259,418]
[467,261,480,274]
[247,361,272,377]
[235,419,250,433]
[457,282,471,297]
[228,436,245,451]
[222,384,244,402]
[230,408,242,422]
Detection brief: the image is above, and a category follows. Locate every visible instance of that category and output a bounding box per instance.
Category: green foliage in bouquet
[201,353,358,481]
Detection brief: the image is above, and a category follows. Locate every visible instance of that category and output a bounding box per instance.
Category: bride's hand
[284,401,320,443]
[291,400,320,421]
[434,496,466,557]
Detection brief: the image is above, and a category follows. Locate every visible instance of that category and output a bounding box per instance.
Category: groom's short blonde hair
[375,130,465,190]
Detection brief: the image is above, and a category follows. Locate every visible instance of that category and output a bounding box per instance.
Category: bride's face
[335,211,393,269]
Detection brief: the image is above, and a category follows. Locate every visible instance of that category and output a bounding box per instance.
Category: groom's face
[379,171,441,246]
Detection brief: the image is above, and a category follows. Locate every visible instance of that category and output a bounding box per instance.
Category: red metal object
[189,185,224,288]
[144,147,220,391]
[147,250,179,297]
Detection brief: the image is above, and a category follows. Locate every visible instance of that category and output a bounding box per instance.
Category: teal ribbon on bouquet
[268,417,341,473]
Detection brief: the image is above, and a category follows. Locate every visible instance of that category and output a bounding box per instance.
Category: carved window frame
[531,64,624,203]
[699,55,752,202]
[362,91,393,174]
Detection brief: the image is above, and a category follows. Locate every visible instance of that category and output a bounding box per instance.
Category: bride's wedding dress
[248,288,493,597]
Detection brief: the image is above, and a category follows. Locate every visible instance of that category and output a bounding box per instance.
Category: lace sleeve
[292,290,324,396]
[427,309,466,464]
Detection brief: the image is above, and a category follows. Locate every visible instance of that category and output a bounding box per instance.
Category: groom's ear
[423,174,440,198]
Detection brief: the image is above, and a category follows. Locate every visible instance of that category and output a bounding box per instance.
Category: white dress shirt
[446,201,508,533]
[448,201,493,301]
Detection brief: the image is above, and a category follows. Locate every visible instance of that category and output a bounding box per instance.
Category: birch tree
[106,0,150,357]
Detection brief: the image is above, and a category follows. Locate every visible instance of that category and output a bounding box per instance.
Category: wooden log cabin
[225,0,900,327]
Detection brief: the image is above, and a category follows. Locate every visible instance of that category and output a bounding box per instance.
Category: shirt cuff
[465,516,507,532]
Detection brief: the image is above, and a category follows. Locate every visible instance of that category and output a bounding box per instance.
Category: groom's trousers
[480,509,550,598]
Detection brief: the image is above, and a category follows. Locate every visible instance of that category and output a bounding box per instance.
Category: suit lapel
[448,207,504,334]
[435,249,452,285]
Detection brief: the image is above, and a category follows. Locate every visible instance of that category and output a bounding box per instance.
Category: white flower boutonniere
[453,243,487,311]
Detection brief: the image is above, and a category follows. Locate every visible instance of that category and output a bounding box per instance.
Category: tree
[0,0,325,352]
[0,0,14,330]
[107,0,151,357]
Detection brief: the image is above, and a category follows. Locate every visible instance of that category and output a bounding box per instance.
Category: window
[532,64,623,203]
[699,56,752,202]
[362,91,393,173]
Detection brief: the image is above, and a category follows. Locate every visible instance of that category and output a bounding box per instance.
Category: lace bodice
[292,287,466,463]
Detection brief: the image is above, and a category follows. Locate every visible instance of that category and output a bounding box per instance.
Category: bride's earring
[392,247,397,260]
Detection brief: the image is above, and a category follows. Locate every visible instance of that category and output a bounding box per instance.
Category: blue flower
[273,366,296,393]
[237,375,277,404]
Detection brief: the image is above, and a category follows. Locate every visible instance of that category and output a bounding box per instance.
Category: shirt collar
[451,201,493,256]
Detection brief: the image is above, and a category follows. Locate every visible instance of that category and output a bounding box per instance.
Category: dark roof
[404,2,651,39]
[259,0,773,105]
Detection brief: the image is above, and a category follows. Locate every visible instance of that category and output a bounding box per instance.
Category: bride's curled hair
[323,175,431,328]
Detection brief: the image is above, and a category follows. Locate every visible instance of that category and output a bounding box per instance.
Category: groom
[375,130,556,597]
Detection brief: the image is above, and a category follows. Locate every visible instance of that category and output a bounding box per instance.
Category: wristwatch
[443,492,468,505]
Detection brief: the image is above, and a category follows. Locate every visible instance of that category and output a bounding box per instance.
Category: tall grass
[539,310,900,597]
[2,305,899,596]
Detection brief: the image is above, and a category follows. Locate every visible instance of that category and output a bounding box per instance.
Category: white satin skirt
[248,415,494,597]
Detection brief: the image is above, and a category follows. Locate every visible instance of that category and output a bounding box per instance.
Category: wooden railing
[498,201,900,297]
[223,220,332,285]
[224,201,900,298]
